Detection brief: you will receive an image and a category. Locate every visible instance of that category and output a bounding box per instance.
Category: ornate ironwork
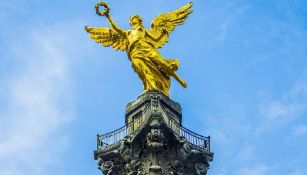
[160,103,211,152]
[97,104,149,149]
[97,101,210,152]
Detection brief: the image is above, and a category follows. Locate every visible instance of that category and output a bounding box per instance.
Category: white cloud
[217,3,249,41]
[0,21,83,175]
[256,73,307,134]
[238,164,268,175]
[291,171,304,175]
[259,101,302,119]
[202,72,307,175]
[293,124,307,136]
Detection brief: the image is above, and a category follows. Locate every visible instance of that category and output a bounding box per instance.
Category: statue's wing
[85,26,128,51]
[149,2,193,49]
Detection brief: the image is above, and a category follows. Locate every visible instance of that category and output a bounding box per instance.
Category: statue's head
[130,15,143,29]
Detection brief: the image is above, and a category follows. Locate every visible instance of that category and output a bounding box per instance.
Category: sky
[0,0,307,175]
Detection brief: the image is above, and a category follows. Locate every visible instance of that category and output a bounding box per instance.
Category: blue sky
[1,0,307,175]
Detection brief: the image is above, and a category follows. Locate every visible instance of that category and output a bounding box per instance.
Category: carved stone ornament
[94,91,213,175]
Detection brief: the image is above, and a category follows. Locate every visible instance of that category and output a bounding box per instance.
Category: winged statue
[85,2,193,96]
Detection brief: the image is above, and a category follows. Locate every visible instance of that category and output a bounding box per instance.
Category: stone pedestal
[94,91,213,175]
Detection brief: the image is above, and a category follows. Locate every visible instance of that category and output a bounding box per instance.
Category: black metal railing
[160,103,211,152]
[96,105,149,149]
[96,124,128,149]
[96,101,211,152]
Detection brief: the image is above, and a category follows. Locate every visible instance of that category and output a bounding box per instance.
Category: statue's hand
[95,2,110,17]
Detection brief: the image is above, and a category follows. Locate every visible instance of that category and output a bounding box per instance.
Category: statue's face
[130,16,142,29]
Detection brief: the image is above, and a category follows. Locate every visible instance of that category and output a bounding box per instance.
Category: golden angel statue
[85,2,192,96]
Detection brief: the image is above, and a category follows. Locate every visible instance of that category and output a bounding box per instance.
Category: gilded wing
[149,2,193,49]
[85,26,128,51]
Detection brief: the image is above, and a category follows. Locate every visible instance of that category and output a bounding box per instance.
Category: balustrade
[97,101,211,152]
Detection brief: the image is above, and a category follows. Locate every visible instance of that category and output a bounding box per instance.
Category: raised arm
[105,14,126,36]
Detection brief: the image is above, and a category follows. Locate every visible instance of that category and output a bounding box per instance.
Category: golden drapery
[128,40,179,95]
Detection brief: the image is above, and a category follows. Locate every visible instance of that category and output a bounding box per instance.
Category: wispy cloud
[0,21,83,175]
[205,71,307,174]
[293,124,307,136]
[256,72,307,134]
[217,3,250,41]
[237,164,268,175]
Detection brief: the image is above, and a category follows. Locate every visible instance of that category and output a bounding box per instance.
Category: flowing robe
[126,27,179,96]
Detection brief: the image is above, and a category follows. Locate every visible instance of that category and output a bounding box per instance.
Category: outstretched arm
[105,14,126,36]
[146,29,168,42]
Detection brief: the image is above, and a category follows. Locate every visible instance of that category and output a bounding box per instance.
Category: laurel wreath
[95,2,110,16]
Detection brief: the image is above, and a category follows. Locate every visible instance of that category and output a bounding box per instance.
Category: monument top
[86,3,214,174]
